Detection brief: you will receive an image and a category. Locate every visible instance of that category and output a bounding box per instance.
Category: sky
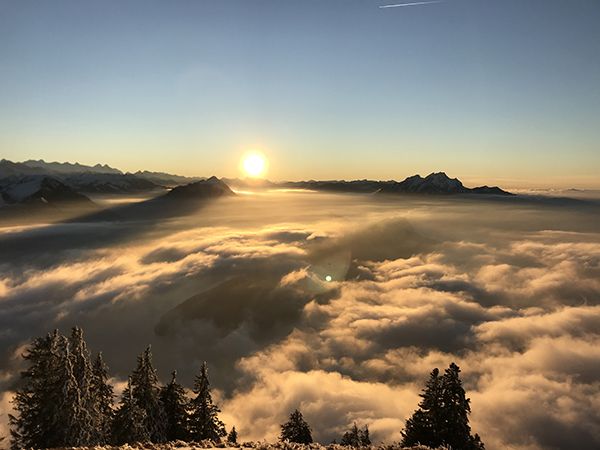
[1,0,599,187]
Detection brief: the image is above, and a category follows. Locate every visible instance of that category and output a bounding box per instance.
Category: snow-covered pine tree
[439,363,485,450]
[130,346,167,442]
[91,352,114,444]
[10,329,106,448]
[9,331,62,449]
[227,426,238,445]
[189,362,226,442]
[51,334,87,447]
[112,377,150,444]
[401,367,442,448]
[67,327,96,444]
[280,409,313,444]
[160,370,190,441]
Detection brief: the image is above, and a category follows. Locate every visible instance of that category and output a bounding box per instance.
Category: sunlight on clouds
[1,193,600,448]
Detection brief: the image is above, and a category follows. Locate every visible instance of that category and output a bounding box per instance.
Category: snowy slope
[0,161,163,194]
[46,442,442,450]
[1,177,47,202]
[0,175,93,206]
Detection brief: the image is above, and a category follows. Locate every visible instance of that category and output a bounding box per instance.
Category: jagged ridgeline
[8,327,484,449]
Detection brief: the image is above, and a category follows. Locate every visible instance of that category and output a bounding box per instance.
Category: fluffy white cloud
[1,193,599,449]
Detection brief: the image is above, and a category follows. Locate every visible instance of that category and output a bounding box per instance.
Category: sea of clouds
[1,191,599,450]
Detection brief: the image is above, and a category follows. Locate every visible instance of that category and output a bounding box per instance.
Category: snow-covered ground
[46,443,442,450]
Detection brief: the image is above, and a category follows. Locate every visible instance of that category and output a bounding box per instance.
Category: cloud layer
[1,191,599,449]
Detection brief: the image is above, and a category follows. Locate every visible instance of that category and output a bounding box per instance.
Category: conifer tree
[439,363,485,450]
[341,423,371,447]
[52,334,88,446]
[160,371,190,441]
[361,425,371,446]
[189,362,226,442]
[66,327,96,444]
[401,368,442,448]
[341,423,361,447]
[227,426,238,445]
[401,364,484,450]
[401,410,430,448]
[10,331,62,449]
[112,377,150,444]
[280,409,313,444]
[10,329,106,448]
[130,346,167,442]
[91,352,114,444]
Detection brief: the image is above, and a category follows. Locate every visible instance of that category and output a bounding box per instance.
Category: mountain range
[0,159,514,214]
[226,172,513,196]
[1,159,513,197]
[0,159,202,192]
[379,172,512,195]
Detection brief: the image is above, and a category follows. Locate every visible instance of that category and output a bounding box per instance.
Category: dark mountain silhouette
[0,159,47,178]
[135,170,203,187]
[281,179,396,193]
[229,172,513,196]
[165,177,236,200]
[470,185,512,195]
[381,172,466,194]
[1,159,175,194]
[379,172,513,195]
[59,177,236,224]
[2,160,513,197]
[22,159,122,175]
[61,172,161,193]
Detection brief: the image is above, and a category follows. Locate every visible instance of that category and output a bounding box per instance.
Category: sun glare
[242,152,268,178]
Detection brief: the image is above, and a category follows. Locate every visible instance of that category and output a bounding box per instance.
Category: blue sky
[1,0,599,187]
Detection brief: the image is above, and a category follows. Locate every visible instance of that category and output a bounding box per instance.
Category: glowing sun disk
[242,152,267,178]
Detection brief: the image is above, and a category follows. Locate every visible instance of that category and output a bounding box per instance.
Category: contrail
[379,1,444,8]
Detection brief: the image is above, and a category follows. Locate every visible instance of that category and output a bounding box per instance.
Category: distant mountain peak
[425,171,451,179]
[166,177,235,200]
[377,172,510,195]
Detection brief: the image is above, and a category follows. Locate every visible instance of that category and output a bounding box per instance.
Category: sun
[242,152,268,178]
